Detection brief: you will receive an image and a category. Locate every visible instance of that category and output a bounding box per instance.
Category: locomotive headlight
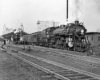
[81,29,84,34]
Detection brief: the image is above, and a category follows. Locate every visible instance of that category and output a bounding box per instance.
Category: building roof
[30,31,41,35]
[15,31,28,35]
[86,32,100,35]
[2,32,14,38]
[2,31,29,39]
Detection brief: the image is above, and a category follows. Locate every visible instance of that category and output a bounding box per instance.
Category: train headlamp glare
[81,30,84,34]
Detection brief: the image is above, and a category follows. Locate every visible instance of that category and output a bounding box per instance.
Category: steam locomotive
[15,20,90,52]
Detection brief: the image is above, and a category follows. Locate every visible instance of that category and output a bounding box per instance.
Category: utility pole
[66,0,68,21]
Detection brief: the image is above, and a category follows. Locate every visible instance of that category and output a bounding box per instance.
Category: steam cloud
[69,0,83,22]
[74,0,82,20]
[68,0,100,32]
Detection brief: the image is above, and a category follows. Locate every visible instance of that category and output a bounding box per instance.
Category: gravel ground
[0,49,50,80]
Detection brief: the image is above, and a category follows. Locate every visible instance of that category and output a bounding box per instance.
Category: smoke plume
[69,0,83,22]
[68,0,100,32]
[74,0,82,20]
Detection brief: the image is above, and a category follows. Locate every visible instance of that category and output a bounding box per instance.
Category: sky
[0,0,100,35]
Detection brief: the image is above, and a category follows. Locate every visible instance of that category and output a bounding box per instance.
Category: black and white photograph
[0,0,100,80]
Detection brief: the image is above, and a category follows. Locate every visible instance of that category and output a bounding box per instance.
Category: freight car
[19,20,90,52]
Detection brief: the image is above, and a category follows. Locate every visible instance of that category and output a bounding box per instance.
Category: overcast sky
[0,0,100,35]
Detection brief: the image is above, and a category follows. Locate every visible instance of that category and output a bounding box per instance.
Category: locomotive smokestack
[66,0,68,21]
[75,20,79,25]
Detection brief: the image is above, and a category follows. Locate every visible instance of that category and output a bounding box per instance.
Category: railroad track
[33,46,100,63]
[4,47,100,80]
[10,44,100,64]
[9,44,100,69]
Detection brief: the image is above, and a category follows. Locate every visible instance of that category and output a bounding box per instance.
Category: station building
[86,32,100,47]
[2,23,26,41]
[37,20,60,31]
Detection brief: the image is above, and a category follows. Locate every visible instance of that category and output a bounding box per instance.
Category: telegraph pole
[66,0,68,21]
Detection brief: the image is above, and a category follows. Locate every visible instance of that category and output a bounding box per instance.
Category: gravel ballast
[0,49,53,80]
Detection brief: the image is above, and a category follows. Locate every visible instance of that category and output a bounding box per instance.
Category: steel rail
[9,48,100,79]
[6,50,71,80]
